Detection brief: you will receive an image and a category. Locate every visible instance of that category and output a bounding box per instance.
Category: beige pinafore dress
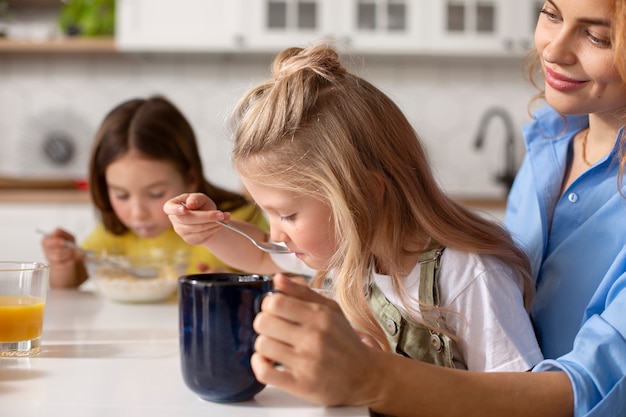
[366,247,454,417]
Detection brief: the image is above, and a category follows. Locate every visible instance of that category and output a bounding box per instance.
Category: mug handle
[254,289,280,314]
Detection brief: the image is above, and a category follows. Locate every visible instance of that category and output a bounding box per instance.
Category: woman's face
[240,175,338,270]
[106,149,196,238]
[535,0,626,116]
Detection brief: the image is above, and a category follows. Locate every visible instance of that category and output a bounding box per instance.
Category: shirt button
[431,334,443,352]
[385,319,398,335]
[568,192,578,203]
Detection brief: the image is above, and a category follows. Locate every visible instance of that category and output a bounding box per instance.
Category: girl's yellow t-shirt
[80,203,268,274]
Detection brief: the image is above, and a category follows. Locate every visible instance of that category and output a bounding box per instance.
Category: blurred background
[0,0,545,260]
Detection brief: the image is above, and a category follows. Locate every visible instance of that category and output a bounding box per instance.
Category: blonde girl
[166,44,541,410]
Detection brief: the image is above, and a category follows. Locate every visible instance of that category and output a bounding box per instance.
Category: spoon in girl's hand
[179,202,291,254]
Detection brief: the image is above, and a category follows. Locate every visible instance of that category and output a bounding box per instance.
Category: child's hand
[169,192,223,213]
[40,228,83,268]
[163,193,232,246]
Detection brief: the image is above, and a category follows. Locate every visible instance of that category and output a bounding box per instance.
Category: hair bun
[271,44,346,82]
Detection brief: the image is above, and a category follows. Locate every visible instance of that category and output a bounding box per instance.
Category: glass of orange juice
[0,261,50,357]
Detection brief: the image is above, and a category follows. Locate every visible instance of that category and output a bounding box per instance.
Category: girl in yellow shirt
[41,95,267,288]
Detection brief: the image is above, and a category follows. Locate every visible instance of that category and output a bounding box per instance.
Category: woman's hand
[163,193,230,246]
[251,273,382,407]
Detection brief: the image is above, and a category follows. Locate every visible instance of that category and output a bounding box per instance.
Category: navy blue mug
[178,273,273,402]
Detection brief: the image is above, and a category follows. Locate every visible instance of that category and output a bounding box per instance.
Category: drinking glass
[0,261,50,357]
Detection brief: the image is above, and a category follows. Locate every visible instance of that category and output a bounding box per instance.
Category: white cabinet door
[241,0,338,52]
[115,0,543,56]
[424,0,542,56]
[501,1,544,54]
[116,0,246,52]
[240,0,426,55]
[336,0,428,54]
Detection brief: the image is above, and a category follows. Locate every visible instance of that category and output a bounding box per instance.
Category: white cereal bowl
[88,253,189,303]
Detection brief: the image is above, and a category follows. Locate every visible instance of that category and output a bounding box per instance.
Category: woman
[166,0,626,415]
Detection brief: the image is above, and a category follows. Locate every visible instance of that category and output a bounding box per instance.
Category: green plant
[0,0,11,38]
[58,0,115,37]
[0,0,8,17]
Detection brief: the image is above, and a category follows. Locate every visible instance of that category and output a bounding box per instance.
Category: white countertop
[0,288,369,417]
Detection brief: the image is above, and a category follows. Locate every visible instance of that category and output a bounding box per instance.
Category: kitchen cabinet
[425,0,544,56]
[232,0,540,56]
[2,0,543,57]
[241,0,336,51]
[329,0,427,54]
[116,0,246,52]
[114,0,543,57]
[242,0,426,55]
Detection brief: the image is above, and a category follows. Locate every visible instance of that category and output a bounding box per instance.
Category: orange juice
[0,296,45,342]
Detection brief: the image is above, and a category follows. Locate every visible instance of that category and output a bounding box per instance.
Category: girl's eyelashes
[280,213,296,221]
[149,191,167,199]
[111,188,168,201]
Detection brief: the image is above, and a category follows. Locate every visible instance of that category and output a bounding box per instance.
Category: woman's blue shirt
[505,105,626,416]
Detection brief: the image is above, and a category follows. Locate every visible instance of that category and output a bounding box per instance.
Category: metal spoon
[178,202,291,254]
[216,221,291,254]
[36,229,159,278]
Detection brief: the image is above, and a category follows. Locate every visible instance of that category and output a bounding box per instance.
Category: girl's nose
[269,222,289,244]
[129,199,150,220]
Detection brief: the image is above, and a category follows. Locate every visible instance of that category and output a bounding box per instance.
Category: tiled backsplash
[0,51,538,199]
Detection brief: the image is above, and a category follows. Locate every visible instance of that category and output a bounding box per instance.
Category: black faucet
[474,106,517,192]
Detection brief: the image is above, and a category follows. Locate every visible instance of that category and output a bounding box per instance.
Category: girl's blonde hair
[230,45,533,349]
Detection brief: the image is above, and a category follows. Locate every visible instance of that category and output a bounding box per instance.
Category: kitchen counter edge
[0,190,506,209]
[0,189,91,204]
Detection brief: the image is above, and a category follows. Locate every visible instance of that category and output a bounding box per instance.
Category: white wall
[0,52,537,199]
